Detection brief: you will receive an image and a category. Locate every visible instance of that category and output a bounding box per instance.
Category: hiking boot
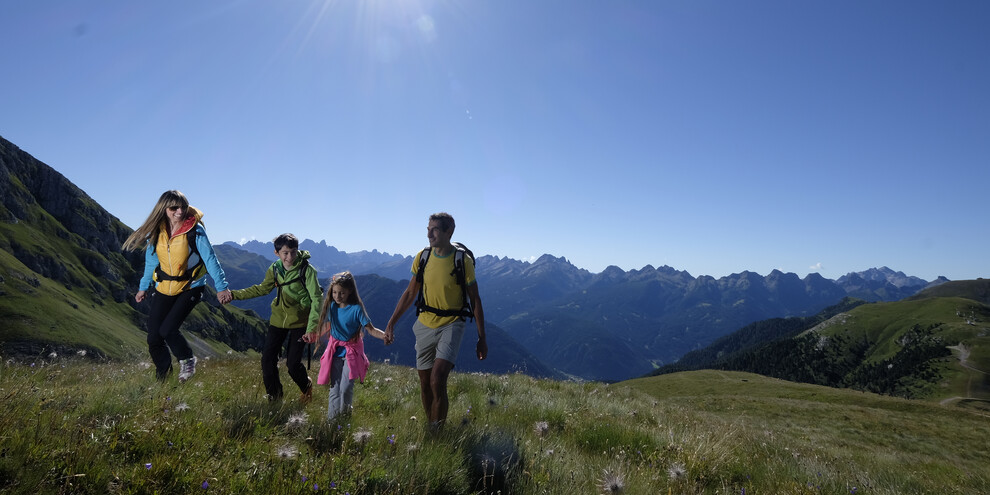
[300,378,313,404]
[178,357,197,383]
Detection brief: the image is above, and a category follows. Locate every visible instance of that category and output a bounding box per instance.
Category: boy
[226,234,323,402]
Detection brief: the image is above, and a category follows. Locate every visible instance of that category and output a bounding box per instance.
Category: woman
[122,190,233,382]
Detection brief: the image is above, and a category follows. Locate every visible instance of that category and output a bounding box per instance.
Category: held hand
[301,332,318,344]
[476,338,488,361]
[135,290,147,303]
[217,289,232,304]
[384,326,395,346]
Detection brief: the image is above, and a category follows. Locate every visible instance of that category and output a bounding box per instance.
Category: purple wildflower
[145,463,152,470]
[202,480,209,489]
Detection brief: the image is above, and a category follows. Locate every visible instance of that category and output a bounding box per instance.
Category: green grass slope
[1,358,987,494]
[0,247,146,359]
[623,370,989,494]
[652,287,990,406]
[805,296,990,404]
[906,278,990,305]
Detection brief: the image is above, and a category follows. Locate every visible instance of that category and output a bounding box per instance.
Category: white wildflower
[277,444,298,459]
[533,421,550,437]
[352,429,372,444]
[667,462,687,480]
[600,469,625,494]
[286,413,308,429]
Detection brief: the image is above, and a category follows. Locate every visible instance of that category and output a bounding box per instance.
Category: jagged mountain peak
[838,266,930,289]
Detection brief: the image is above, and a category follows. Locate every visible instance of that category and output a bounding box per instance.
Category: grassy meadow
[1,355,988,494]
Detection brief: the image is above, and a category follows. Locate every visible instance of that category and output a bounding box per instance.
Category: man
[385,212,487,432]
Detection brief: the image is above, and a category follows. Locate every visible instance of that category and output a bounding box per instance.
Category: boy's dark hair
[273,233,299,251]
[429,212,455,233]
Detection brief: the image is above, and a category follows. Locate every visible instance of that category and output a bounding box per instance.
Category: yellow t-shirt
[412,247,476,329]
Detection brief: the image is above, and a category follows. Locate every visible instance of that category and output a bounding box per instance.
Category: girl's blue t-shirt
[328,302,370,357]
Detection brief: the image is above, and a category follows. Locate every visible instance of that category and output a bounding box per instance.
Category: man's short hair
[273,233,299,251]
[429,212,455,233]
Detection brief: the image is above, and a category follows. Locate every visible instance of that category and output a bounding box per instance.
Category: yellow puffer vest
[152,215,207,296]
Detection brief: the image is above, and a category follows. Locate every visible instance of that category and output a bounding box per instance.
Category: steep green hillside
[906,278,990,305]
[805,296,990,402]
[0,136,267,360]
[0,247,145,358]
[659,295,990,404]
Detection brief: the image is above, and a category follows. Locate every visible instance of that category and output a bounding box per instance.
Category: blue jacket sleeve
[196,225,229,292]
[139,243,158,291]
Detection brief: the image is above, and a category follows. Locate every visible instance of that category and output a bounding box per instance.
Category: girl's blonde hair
[317,271,372,333]
[122,190,192,251]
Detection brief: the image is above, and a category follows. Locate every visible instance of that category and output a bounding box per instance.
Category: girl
[122,190,233,383]
[304,271,386,419]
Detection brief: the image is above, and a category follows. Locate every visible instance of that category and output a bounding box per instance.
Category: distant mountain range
[219,238,949,382]
[0,134,962,384]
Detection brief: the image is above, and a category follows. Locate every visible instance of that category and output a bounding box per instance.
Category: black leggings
[147,286,203,380]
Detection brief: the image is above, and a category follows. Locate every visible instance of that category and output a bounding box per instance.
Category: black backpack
[272,259,310,305]
[414,241,475,320]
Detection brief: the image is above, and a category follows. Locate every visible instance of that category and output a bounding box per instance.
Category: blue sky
[2,1,988,281]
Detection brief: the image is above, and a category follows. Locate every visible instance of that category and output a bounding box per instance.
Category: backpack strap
[414,248,431,284]
[273,259,309,305]
[414,246,474,320]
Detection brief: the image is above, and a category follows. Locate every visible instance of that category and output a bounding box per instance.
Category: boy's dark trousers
[261,325,309,399]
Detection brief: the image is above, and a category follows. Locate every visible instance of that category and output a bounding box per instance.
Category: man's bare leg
[429,358,455,426]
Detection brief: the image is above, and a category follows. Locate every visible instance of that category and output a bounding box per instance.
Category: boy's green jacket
[230,250,324,333]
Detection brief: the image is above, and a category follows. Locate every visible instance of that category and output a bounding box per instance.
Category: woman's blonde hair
[122,190,191,251]
[317,271,372,334]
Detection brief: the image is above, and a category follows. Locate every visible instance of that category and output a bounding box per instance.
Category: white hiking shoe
[178,357,197,383]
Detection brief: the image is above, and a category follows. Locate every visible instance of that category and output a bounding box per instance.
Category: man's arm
[385,277,420,345]
[468,283,487,360]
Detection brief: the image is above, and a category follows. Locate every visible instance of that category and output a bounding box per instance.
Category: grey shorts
[413,319,465,370]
